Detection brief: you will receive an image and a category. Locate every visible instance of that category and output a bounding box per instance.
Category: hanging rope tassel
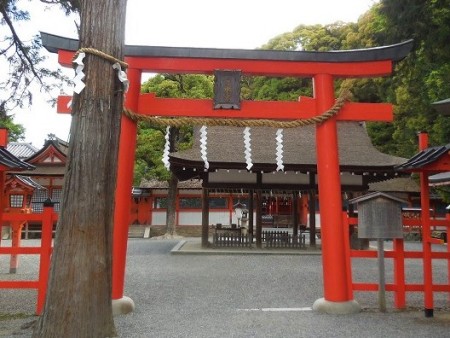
[162,126,171,170]
[276,128,284,171]
[200,125,209,170]
[243,127,253,170]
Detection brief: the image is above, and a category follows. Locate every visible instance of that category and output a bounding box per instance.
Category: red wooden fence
[0,205,57,314]
[345,212,450,309]
[2,206,449,314]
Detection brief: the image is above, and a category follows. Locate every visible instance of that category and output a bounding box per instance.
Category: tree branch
[0,5,43,85]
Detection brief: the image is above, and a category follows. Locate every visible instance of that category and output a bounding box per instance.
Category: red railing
[345,213,450,309]
[0,205,57,314]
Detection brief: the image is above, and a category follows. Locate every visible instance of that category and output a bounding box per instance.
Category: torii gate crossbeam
[41,32,413,315]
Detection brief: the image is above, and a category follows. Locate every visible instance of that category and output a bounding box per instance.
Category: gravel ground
[1,239,450,337]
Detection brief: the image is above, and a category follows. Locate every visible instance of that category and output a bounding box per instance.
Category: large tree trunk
[33,1,127,337]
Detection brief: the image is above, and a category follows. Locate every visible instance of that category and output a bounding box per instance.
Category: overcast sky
[6,0,379,147]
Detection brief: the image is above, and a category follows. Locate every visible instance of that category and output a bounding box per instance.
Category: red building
[4,136,67,237]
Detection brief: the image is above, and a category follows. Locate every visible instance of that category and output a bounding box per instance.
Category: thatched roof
[170,122,407,183]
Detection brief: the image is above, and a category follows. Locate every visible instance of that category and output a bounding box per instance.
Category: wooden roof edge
[41,32,413,64]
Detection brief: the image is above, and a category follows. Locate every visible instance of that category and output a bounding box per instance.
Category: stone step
[128,225,151,238]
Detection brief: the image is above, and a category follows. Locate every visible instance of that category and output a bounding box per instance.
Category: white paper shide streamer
[162,126,171,170]
[243,127,253,170]
[200,125,209,170]
[73,52,86,94]
[112,62,129,92]
[276,128,284,171]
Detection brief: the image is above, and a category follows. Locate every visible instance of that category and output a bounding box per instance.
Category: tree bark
[33,1,127,337]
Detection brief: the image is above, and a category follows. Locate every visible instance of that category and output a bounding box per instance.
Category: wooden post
[201,187,209,248]
[309,174,316,247]
[249,189,254,237]
[377,239,387,312]
[292,191,299,238]
[256,190,262,248]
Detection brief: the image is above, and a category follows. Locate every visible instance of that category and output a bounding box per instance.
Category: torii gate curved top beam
[42,32,412,64]
[41,32,413,121]
[40,31,413,315]
[42,32,412,77]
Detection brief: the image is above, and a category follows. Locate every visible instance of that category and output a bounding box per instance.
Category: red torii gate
[41,32,413,314]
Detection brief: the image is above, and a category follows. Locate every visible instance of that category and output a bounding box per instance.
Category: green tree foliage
[249,1,450,203]
[0,0,73,140]
[374,0,450,155]
[135,74,212,184]
[254,2,450,159]
[249,22,361,103]
[0,109,25,141]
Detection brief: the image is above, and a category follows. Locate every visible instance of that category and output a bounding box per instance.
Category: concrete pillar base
[112,296,135,316]
[312,297,361,315]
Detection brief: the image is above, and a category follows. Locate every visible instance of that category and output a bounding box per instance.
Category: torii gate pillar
[111,68,141,315]
[312,74,360,314]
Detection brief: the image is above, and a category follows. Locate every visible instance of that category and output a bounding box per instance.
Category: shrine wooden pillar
[248,189,254,236]
[201,187,210,248]
[312,74,359,313]
[256,189,262,248]
[292,191,299,237]
[308,174,317,247]
[111,67,141,315]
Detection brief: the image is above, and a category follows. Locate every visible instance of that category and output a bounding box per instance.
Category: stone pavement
[2,238,450,337]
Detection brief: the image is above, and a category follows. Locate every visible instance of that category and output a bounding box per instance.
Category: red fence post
[9,222,24,273]
[342,211,354,299]
[418,132,434,317]
[447,209,450,302]
[393,238,406,309]
[36,199,54,315]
